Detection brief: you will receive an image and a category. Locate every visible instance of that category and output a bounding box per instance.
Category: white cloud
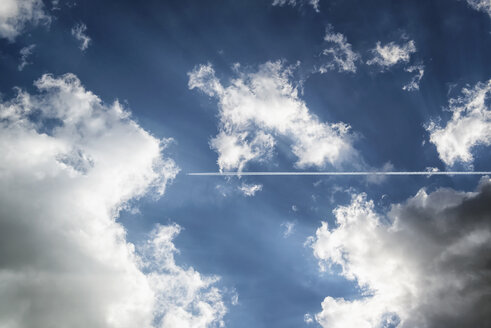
[239,183,263,196]
[319,27,360,73]
[141,224,227,328]
[310,178,491,328]
[230,290,239,306]
[366,39,423,90]
[281,221,295,237]
[426,79,491,166]
[304,313,314,324]
[0,0,49,41]
[402,64,424,91]
[188,61,359,171]
[466,0,491,18]
[366,40,416,69]
[18,43,35,71]
[71,22,91,51]
[210,130,275,172]
[272,0,320,12]
[0,73,227,327]
[51,0,60,10]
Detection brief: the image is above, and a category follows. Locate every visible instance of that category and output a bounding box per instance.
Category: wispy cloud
[366,40,416,69]
[319,26,360,73]
[18,44,35,71]
[402,64,425,91]
[281,221,295,237]
[71,22,91,51]
[466,0,491,18]
[272,0,319,12]
[365,38,424,91]
[239,183,263,196]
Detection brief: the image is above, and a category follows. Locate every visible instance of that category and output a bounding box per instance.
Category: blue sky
[1,1,491,328]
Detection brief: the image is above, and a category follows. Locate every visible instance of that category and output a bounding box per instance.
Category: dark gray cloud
[310,178,491,328]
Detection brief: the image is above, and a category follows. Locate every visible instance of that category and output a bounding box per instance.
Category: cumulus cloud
[366,40,416,69]
[0,73,227,328]
[319,27,360,73]
[239,183,263,196]
[272,0,320,12]
[402,64,424,91]
[309,178,491,328]
[426,79,491,166]
[0,0,49,41]
[18,43,35,71]
[71,22,91,51]
[188,61,359,171]
[466,0,491,18]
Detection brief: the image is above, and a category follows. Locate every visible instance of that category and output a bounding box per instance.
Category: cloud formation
[71,22,91,51]
[366,40,416,69]
[466,0,491,18]
[0,73,227,328]
[141,224,227,327]
[239,183,263,196]
[426,79,491,166]
[319,27,360,73]
[188,61,358,172]
[0,0,49,40]
[272,0,319,12]
[309,179,491,328]
[18,43,35,71]
[281,221,295,237]
[402,64,424,91]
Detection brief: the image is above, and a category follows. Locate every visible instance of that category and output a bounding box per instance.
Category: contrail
[188,171,491,176]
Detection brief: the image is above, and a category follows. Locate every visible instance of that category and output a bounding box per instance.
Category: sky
[0,0,491,328]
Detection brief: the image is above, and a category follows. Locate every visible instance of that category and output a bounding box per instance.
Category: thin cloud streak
[189,171,491,176]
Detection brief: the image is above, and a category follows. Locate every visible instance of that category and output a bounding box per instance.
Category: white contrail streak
[188,171,491,176]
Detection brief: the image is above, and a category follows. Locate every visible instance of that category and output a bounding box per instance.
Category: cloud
[309,178,491,328]
[319,27,360,73]
[366,40,416,69]
[188,61,359,171]
[0,73,227,327]
[402,64,424,91]
[239,183,263,196]
[272,0,320,12]
[18,43,35,71]
[71,22,91,51]
[465,0,491,18]
[0,0,49,41]
[304,313,314,324]
[426,79,491,166]
[365,39,424,90]
[141,224,227,328]
[281,221,295,237]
